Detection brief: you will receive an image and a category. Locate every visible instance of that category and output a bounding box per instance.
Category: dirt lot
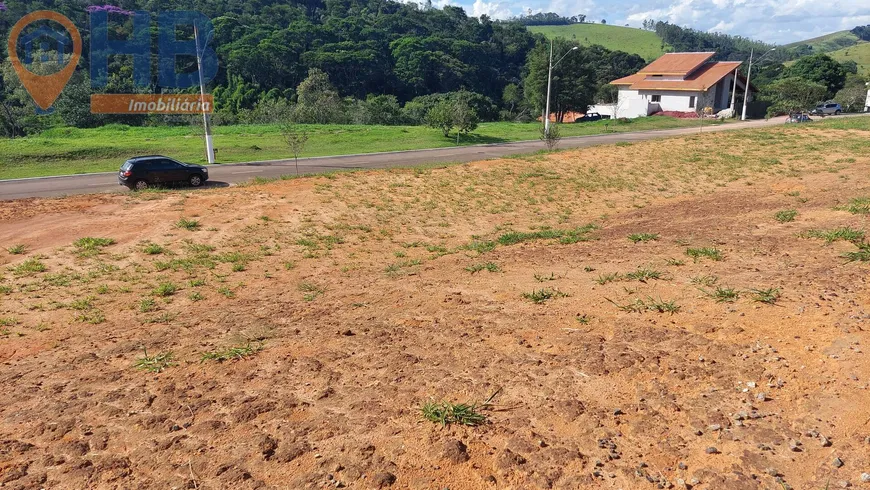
[1,121,870,489]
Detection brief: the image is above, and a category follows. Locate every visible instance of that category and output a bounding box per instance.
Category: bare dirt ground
[1,121,870,490]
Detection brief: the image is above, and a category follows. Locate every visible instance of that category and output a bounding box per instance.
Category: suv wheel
[189,174,203,187]
[835,110,841,115]
[134,180,148,191]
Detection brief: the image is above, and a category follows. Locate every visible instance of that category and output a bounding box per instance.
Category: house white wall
[865,87,870,112]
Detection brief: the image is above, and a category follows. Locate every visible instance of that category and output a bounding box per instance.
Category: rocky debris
[442,439,469,464]
[371,471,396,488]
[834,457,844,468]
[789,439,802,452]
[705,447,719,454]
[860,473,870,482]
[707,424,722,431]
[821,436,833,447]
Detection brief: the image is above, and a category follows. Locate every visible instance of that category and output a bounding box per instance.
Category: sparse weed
[608,297,680,314]
[139,298,157,312]
[707,286,739,303]
[522,288,568,303]
[143,243,165,255]
[576,314,591,324]
[152,282,178,297]
[750,287,781,304]
[596,273,620,285]
[68,296,95,310]
[623,267,665,283]
[96,284,110,294]
[686,247,722,261]
[840,197,870,215]
[843,242,870,262]
[134,348,175,373]
[13,258,46,276]
[665,258,685,266]
[628,233,659,243]
[461,240,497,254]
[497,224,596,246]
[176,217,201,231]
[691,274,718,286]
[465,262,500,274]
[7,245,26,255]
[804,227,864,244]
[189,291,204,301]
[218,286,235,298]
[200,342,263,362]
[74,237,115,256]
[299,282,325,301]
[774,209,798,223]
[189,278,206,287]
[534,272,557,282]
[75,309,106,324]
[421,400,487,426]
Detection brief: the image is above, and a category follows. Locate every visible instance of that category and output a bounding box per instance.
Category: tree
[834,84,869,112]
[601,19,606,24]
[452,93,479,143]
[761,77,827,115]
[783,54,848,97]
[426,100,454,137]
[280,123,310,175]
[524,40,597,123]
[294,68,344,124]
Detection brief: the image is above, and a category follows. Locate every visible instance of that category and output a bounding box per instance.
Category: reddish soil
[1,123,870,489]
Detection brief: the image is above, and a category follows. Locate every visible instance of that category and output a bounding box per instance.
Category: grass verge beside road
[0,117,726,180]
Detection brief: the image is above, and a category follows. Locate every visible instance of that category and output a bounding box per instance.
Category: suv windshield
[121,161,133,170]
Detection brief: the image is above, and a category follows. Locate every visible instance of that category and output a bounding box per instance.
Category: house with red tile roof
[609,52,753,119]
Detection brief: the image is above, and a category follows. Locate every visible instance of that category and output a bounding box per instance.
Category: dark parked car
[574,112,606,123]
[118,155,208,190]
[785,113,813,124]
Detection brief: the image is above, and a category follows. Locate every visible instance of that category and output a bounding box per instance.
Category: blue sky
[443,0,870,44]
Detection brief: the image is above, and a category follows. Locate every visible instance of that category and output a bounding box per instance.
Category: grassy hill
[828,41,870,74]
[786,30,860,53]
[527,24,667,60]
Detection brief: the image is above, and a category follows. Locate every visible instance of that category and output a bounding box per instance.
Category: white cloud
[471,0,514,18]
[615,0,870,43]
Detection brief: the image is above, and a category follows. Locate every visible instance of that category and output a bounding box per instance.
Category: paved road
[0,116,858,200]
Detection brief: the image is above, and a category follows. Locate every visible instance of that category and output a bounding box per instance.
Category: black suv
[118,156,208,190]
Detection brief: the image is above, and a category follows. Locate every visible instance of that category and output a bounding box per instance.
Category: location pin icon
[7,11,82,112]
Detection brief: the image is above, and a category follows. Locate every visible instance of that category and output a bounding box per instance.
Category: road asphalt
[0,115,857,200]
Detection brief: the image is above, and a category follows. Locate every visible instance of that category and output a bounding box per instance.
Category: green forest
[0,1,867,139]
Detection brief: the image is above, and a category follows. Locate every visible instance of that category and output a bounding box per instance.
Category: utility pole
[730,67,738,112]
[543,43,578,136]
[194,24,215,164]
[742,47,775,121]
[544,40,554,136]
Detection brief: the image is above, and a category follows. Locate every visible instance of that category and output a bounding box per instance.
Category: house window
[689,96,696,108]
[651,95,661,103]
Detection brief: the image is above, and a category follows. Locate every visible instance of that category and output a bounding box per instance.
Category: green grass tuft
[134,348,176,373]
[200,342,263,362]
[839,197,870,215]
[707,286,739,303]
[152,282,178,297]
[749,287,782,304]
[13,258,46,276]
[421,400,488,426]
[7,244,26,255]
[686,247,723,261]
[628,233,659,243]
[465,262,500,274]
[843,242,870,262]
[143,243,165,255]
[176,218,201,231]
[805,227,865,244]
[774,209,798,223]
[522,288,568,304]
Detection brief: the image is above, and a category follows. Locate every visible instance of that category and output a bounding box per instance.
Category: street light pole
[741,47,775,121]
[544,41,554,135]
[544,42,578,136]
[730,67,738,112]
[194,24,215,164]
